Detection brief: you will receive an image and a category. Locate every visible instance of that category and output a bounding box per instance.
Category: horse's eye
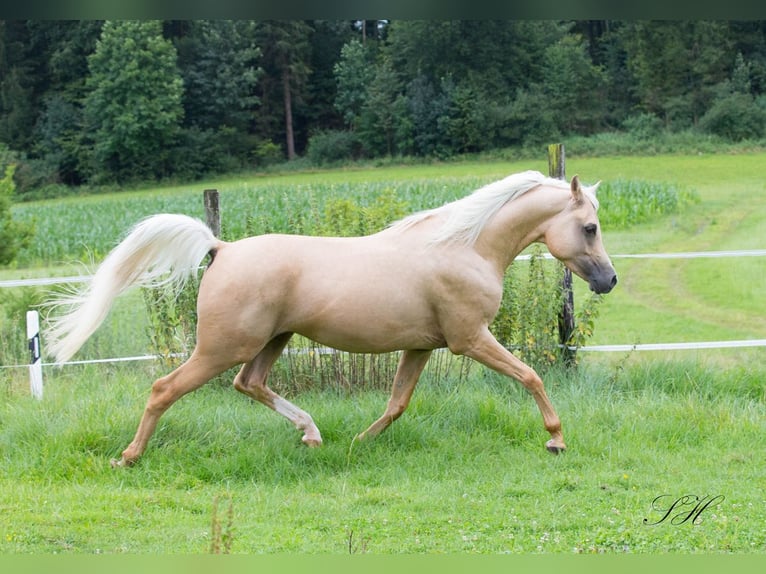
[584,223,598,236]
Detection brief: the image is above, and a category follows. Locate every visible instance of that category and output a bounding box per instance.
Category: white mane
[391,170,596,246]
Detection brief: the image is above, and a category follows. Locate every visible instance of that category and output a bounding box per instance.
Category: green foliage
[491,246,603,372]
[539,34,606,135]
[83,20,184,183]
[0,286,44,368]
[402,75,451,157]
[175,20,261,132]
[0,63,37,152]
[35,93,88,187]
[621,112,664,139]
[504,34,606,147]
[596,179,700,229]
[306,129,362,165]
[619,21,732,126]
[491,247,562,369]
[254,20,313,161]
[0,164,35,265]
[170,126,262,181]
[438,77,495,154]
[333,39,375,130]
[697,52,766,141]
[142,275,200,368]
[357,56,407,157]
[699,93,766,141]
[252,140,283,166]
[5,21,766,189]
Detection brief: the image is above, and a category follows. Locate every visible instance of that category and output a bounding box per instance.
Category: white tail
[44,214,220,363]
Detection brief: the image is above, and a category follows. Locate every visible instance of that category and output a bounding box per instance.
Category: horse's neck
[474,186,568,272]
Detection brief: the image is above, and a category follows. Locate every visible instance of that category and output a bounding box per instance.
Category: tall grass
[10,178,480,266]
[597,180,699,229]
[10,175,694,267]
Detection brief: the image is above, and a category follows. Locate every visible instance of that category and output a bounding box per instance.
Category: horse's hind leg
[112,351,236,467]
[357,349,432,441]
[233,333,323,446]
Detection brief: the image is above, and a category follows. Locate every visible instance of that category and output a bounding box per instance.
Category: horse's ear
[570,175,582,202]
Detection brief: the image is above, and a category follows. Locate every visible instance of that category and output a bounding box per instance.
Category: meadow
[0,152,765,555]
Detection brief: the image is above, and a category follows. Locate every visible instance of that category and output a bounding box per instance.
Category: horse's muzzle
[590,273,618,294]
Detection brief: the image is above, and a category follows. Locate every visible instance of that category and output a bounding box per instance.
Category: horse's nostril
[611,274,618,287]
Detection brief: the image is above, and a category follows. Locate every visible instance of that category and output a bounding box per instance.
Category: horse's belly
[298,323,444,354]
[287,292,445,353]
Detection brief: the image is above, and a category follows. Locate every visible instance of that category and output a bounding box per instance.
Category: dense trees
[84,21,184,182]
[1,20,766,193]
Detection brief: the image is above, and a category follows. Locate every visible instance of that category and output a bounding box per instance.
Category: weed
[209,495,234,554]
[346,529,369,554]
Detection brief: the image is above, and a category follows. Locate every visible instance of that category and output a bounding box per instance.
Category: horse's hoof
[302,437,322,447]
[110,455,136,468]
[545,440,566,455]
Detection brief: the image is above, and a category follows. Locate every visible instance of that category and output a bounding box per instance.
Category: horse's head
[543,175,617,294]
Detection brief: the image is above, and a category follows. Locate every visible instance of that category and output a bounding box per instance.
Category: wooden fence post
[548,143,576,366]
[204,189,221,238]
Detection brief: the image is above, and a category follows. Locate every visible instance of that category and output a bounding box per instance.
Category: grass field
[0,360,763,553]
[1,152,765,555]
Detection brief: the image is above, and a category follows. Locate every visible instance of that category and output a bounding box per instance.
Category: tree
[539,34,606,134]
[0,163,34,265]
[383,21,565,99]
[403,74,450,157]
[304,20,354,132]
[0,22,40,152]
[699,52,766,141]
[32,21,102,185]
[357,55,405,156]
[83,20,184,182]
[174,20,261,132]
[333,39,375,130]
[620,21,732,127]
[256,21,313,161]
[381,20,569,156]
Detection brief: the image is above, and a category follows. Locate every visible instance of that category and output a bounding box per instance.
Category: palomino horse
[45,170,617,467]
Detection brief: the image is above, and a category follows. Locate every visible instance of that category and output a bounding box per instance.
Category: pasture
[0,153,765,554]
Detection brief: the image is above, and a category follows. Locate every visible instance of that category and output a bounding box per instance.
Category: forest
[2,20,766,196]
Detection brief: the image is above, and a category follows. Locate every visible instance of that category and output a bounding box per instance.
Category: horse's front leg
[357,349,433,441]
[456,327,566,453]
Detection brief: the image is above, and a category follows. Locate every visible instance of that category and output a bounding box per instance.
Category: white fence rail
[1,249,765,398]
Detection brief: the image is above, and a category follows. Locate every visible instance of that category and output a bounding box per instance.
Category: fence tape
[570,339,766,352]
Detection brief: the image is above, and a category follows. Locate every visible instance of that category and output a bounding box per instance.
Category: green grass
[0,360,763,553]
[572,153,766,348]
